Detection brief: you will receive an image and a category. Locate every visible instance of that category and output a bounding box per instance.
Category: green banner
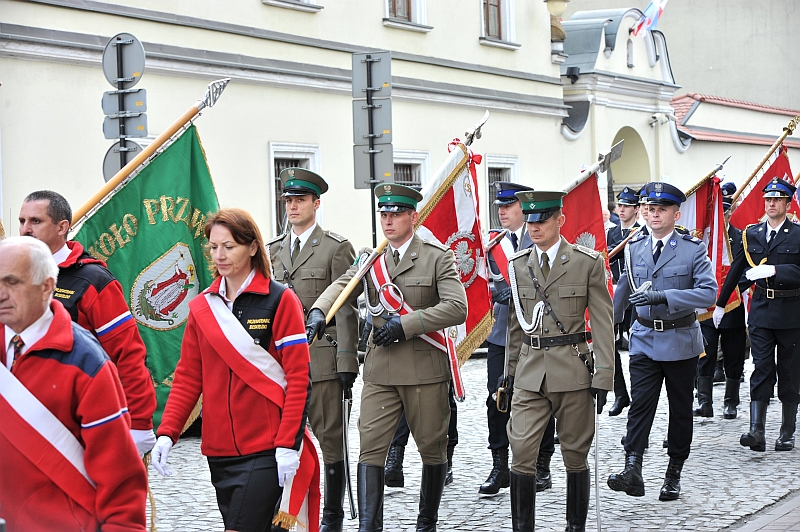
[74,126,219,428]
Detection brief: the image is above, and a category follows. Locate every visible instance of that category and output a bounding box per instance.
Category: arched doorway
[608,127,650,204]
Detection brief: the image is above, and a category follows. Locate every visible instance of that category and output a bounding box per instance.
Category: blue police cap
[637,185,648,204]
[762,177,796,198]
[720,181,737,197]
[616,186,640,206]
[494,181,534,205]
[643,182,686,206]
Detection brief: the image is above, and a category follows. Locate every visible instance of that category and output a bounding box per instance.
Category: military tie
[541,252,550,280]
[291,238,301,265]
[653,240,663,264]
[768,229,776,244]
[9,335,24,367]
[393,249,400,266]
[510,232,519,252]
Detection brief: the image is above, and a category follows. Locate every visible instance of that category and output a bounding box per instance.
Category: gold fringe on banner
[456,311,494,365]
[416,144,469,226]
[142,454,158,532]
[181,395,204,434]
[272,510,302,530]
[0,219,5,239]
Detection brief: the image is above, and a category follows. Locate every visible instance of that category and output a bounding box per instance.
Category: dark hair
[607,202,617,211]
[24,190,73,226]
[204,208,271,279]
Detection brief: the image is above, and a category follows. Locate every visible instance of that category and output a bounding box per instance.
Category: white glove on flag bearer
[151,435,174,476]
[131,428,157,457]
[746,264,776,281]
[275,447,300,487]
[712,306,725,329]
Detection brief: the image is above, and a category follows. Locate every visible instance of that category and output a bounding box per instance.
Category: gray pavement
[148,353,800,531]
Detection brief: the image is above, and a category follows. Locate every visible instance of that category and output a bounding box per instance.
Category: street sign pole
[365,54,379,248]
[115,35,127,170]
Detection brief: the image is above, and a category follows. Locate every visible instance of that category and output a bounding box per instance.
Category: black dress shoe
[608,395,630,417]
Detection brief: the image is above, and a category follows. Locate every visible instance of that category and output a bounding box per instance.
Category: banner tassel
[143,453,158,532]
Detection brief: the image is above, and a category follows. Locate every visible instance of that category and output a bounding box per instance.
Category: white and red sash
[0,362,97,515]
[198,293,320,532]
[486,230,514,284]
[369,253,466,400]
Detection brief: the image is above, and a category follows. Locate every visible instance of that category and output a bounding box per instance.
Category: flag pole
[561,140,625,195]
[729,115,800,206]
[71,78,231,225]
[323,111,489,323]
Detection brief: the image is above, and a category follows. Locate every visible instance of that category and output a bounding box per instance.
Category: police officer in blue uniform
[695,182,748,419]
[607,182,717,501]
[714,177,800,452]
[606,187,642,416]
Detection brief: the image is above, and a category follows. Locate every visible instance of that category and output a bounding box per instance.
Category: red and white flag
[729,145,799,229]
[416,142,493,368]
[632,0,669,37]
[681,175,741,320]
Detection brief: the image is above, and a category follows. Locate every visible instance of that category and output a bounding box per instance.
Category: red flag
[730,145,799,229]
[416,142,493,368]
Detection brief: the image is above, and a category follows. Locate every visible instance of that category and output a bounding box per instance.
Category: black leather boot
[658,458,684,501]
[723,378,740,419]
[565,469,590,532]
[320,461,345,532]
[608,394,630,417]
[445,446,454,486]
[775,402,798,451]
[693,376,713,417]
[357,463,384,532]
[510,471,536,532]
[713,359,725,383]
[741,401,768,452]
[384,444,404,487]
[478,448,510,495]
[416,463,447,532]
[607,451,645,497]
[535,453,552,492]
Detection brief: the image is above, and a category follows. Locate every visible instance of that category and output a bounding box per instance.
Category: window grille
[274,158,302,234]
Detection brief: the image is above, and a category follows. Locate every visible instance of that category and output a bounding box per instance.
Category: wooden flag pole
[729,115,800,206]
[71,78,231,225]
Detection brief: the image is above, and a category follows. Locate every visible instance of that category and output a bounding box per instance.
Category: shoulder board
[423,239,449,252]
[745,223,760,231]
[630,232,648,244]
[510,248,533,260]
[488,229,503,235]
[572,244,599,258]
[324,230,347,243]
[266,234,286,246]
[682,234,702,244]
[674,224,690,235]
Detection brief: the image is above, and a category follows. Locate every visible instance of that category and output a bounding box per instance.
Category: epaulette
[674,224,690,235]
[423,239,449,252]
[325,230,347,243]
[510,248,533,260]
[572,244,599,258]
[682,234,702,244]
[488,228,504,235]
[630,232,648,244]
[266,233,286,246]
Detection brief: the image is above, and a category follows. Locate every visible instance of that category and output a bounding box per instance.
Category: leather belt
[637,313,696,332]
[526,331,592,349]
[754,284,800,299]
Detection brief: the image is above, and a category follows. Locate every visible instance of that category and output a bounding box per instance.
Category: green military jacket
[269,224,358,381]
[507,236,614,393]
[312,233,467,386]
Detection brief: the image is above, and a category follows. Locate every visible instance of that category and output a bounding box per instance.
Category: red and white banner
[632,0,669,36]
[730,145,799,230]
[681,175,741,320]
[486,230,513,284]
[415,142,493,367]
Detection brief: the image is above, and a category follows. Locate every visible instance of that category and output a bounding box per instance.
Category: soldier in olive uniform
[307,184,468,532]
[504,190,614,532]
[267,168,358,532]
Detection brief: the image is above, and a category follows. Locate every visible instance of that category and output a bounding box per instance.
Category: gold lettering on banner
[123,213,139,238]
[143,199,161,225]
[98,233,116,257]
[174,197,191,224]
[160,196,176,223]
[190,208,206,238]
[108,223,130,248]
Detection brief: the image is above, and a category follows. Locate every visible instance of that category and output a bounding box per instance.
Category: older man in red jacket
[0,236,147,532]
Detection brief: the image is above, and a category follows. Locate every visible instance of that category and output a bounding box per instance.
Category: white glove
[151,436,174,477]
[275,447,300,487]
[712,306,725,329]
[746,264,776,281]
[130,429,157,457]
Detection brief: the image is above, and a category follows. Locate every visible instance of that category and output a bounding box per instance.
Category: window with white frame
[479,0,519,49]
[384,0,431,32]
[269,142,321,236]
[393,150,431,189]
[485,154,520,229]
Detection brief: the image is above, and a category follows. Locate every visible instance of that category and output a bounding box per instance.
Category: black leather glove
[492,286,513,305]
[373,315,405,347]
[305,309,327,343]
[337,371,358,391]
[629,290,667,306]
[591,387,608,414]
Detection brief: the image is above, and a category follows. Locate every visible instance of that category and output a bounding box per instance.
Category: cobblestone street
[149,354,800,531]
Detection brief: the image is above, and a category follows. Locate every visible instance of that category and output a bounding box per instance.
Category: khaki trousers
[358,381,450,466]
[508,380,595,475]
[308,378,344,463]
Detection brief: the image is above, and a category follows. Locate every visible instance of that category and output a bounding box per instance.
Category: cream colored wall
[687,105,796,138]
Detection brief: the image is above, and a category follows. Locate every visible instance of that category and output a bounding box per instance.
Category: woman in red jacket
[151,208,317,532]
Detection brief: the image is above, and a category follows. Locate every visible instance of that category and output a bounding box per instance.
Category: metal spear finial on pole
[72,78,232,225]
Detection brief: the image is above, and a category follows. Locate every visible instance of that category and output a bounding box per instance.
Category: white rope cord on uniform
[359,252,386,317]
[508,259,545,335]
